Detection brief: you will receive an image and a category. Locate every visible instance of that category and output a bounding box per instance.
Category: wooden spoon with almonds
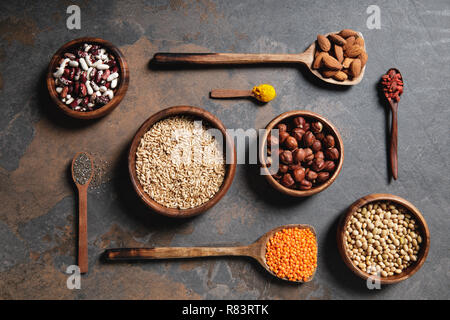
[152,30,366,86]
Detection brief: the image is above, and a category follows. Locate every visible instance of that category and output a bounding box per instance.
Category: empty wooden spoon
[152,31,366,85]
[104,224,317,283]
[71,152,94,274]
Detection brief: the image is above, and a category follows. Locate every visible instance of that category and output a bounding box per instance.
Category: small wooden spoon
[383,68,403,180]
[152,31,366,85]
[71,152,94,274]
[104,224,317,283]
[210,89,254,99]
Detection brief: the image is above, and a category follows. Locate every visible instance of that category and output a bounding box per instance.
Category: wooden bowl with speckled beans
[128,106,237,218]
[46,37,129,119]
[337,193,430,284]
[259,110,344,197]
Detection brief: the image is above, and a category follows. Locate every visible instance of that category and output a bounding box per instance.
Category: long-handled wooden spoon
[381,68,404,180]
[71,152,94,274]
[152,31,366,86]
[104,224,317,283]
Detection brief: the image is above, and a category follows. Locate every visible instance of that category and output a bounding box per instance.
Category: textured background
[0,0,449,299]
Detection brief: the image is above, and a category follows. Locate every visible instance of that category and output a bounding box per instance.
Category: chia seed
[73,153,92,185]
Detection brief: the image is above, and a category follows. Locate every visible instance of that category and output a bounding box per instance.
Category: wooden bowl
[337,193,430,284]
[46,37,129,119]
[259,110,344,197]
[128,106,236,218]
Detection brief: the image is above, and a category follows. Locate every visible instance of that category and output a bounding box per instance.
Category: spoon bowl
[104,224,317,283]
[152,31,366,86]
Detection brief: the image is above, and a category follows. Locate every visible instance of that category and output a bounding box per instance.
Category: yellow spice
[252,84,276,102]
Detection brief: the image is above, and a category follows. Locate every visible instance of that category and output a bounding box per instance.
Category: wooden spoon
[382,68,403,180]
[152,31,366,85]
[210,89,254,99]
[71,152,94,274]
[104,224,317,283]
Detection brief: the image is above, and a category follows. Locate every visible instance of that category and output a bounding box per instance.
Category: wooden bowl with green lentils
[128,106,236,218]
[337,193,430,284]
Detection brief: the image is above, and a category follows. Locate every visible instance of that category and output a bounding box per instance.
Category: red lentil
[265,227,318,282]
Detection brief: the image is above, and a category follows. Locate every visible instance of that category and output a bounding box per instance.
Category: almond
[333,71,348,81]
[322,55,342,70]
[359,51,368,67]
[343,36,355,50]
[334,45,344,63]
[329,34,347,46]
[345,45,363,58]
[355,37,365,47]
[342,57,354,69]
[321,70,338,78]
[313,52,328,69]
[317,34,331,52]
[339,29,358,38]
[349,58,362,78]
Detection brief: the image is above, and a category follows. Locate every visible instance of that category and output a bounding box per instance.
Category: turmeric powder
[252,84,276,102]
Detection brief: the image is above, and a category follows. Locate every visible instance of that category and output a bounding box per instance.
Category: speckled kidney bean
[53,42,120,112]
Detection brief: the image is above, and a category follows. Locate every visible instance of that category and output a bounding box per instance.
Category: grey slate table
[0,0,449,299]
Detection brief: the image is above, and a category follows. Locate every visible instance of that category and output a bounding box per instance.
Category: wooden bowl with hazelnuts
[259,110,344,197]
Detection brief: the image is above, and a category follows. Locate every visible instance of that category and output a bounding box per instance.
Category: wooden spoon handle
[104,246,251,260]
[153,52,303,65]
[78,187,88,273]
[210,89,253,98]
[390,104,398,180]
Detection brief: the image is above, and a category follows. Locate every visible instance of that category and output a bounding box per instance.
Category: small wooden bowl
[337,193,430,284]
[46,37,129,119]
[259,110,344,197]
[128,106,237,218]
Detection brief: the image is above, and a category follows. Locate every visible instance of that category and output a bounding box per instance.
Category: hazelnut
[281,173,295,187]
[280,150,293,164]
[276,123,287,132]
[323,135,335,148]
[267,134,279,147]
[292,116,306,128]
[325,147,340,160]
[303,123,310,131]
[272,173,282,180]
[279,131,290,144]
[314,151,325,160]
[312,158,325,172]
[312,140,322,152]
[289,163,302,171]
[304,148,314,162]
[299,179,312,190]
[292,127,305,142]
[323,160,336,172]
[306,170,318,181]
[303,131,315,147]
[316,172,330,183]
[315,132,325,141]
[279,164,289,173]
[311,121,323,133]
[292,167,306,182]
[293,148,306,163]
[284,136,298,150]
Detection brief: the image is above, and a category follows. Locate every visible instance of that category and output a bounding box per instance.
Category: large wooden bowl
[259,110,344,197]
[128,106,236,218]
[46,37,129,119]
[337,193,430,284]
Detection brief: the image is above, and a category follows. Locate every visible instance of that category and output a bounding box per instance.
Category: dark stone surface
[0,0,449,299]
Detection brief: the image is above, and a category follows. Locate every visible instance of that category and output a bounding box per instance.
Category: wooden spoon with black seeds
[71,152,94,274]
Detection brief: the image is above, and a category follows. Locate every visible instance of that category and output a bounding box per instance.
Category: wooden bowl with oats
[128,106,236,218]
